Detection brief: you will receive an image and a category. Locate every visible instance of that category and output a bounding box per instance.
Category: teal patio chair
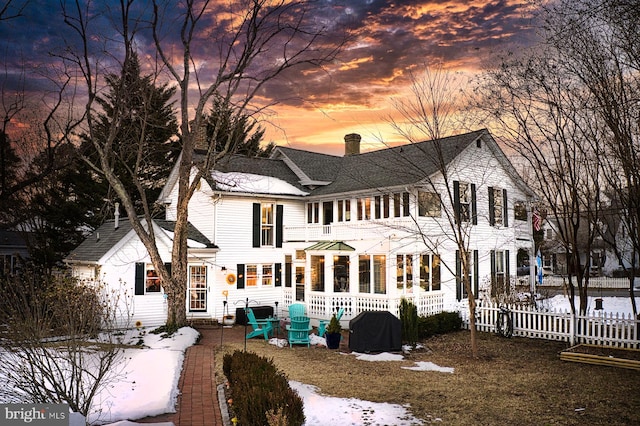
[288,302,306,318]
[318,307,345,337]
[245,307,273,340]
[286,316,313,348]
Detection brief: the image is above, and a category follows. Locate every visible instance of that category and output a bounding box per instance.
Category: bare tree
[472,0,639,316]
[548,0,640,316]
[59,0,342,328]
[0,0,28,21]
[0,271,130,420]
[383,65,536,357]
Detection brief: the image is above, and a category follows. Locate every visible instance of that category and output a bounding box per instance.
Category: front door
[189,265,207,312]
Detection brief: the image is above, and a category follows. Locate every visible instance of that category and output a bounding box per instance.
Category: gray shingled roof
[65,219,216,264]
[0,230,27,248]
[274,148,344,183]
[215,130,486,197]
[310,130,486,196]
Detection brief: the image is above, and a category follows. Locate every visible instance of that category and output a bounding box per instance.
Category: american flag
[532,209,542,231]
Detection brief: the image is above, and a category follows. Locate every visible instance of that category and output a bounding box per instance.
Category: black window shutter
[505,250,510,279]
[473,250,479,298]
[488,187,495,226]
[285,260,292,288]
[252,203,261,248]
[237,264,245,289]
[453,181,460,224]
[503,189,509,227]
[455,250,461,301]
[276,204,283,248]
[164,262,172,290]
[135,262,145,295]
[471,184,477,225]
[490,250,496,288]
[275,262,282,287]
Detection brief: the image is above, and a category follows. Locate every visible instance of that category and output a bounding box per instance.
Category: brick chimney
[190,119,208,151]
[344,133,361,156]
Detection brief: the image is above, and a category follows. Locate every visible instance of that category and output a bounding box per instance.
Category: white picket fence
[461,301,640,348]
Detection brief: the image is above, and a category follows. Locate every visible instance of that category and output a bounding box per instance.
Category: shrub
[399,298,419,346]
[223,350,304,426]
[418,311,462,338]
[326,314,341,334]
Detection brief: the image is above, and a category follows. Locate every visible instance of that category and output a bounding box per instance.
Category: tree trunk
[467,296,479,358]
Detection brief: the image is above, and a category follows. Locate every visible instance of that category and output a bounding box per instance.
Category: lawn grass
[215,330,640,425]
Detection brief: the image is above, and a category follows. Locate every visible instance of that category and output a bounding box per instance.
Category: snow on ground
[290,380,429,425]
[5,294,637,426]
[540,294,638,316]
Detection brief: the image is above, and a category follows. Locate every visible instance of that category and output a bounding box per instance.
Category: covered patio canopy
[305,241,355,251]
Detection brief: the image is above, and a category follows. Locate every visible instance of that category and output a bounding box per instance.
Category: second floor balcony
[285,217,533,244]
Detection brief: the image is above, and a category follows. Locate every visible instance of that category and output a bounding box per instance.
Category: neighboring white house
[66,129,537,328]
[0,230,29,276]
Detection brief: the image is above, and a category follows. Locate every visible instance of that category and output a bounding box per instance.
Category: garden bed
[560,344,640,370]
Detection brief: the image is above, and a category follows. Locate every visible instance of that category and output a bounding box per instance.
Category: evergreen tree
[0,130,23,226]
[21,144,104,273]
[204,95,275,158]
[82,52,179,217]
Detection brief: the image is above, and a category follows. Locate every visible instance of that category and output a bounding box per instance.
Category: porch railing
[538,275,640,289]
[281,288,444,327]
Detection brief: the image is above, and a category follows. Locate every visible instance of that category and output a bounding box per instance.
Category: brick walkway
[138,326,234,426]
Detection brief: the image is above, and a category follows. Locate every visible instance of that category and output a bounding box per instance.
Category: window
[337,199,352,222]
[311,256,325,291]
[261,203,274,246]
[373,195,391,219]
[145,266,162,293]
[454,181,477,224]
[359,254,386,294]
[253,203,282,248]
[396,254,413,291]
[357,197,371,220]
[359,255,370,293]
[458,182,471,222]
[418,191,441,217]
[262,264,273,286]
[1,254,16,276]
[514,201,527,221]
[383,194,390,218]
[489,187,507,227]
[246,264,258,287]
[333,255,350,292]
[374,195,381,219]
[307,202,320,224]
[419,253,441,291]
[393,192,410,217]
[295,250,306,260]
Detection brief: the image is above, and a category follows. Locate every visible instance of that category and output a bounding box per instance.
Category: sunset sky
[0,0,539,156]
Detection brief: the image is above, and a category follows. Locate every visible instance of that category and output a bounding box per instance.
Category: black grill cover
[349,311,402,353]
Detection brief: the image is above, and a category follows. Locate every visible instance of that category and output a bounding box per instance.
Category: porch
[279,288,445,328]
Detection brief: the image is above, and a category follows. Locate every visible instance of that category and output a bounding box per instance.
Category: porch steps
[187,318,220,328]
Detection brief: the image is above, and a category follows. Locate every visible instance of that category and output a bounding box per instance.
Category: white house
[66,129,536,328]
